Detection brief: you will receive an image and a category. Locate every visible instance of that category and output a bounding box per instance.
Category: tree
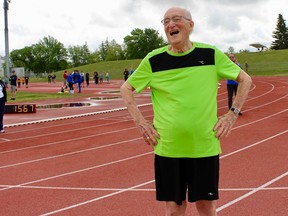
[239,49,250,53]
[36,36,68,73]
[95,38,125,61]
[68,44,92,67]
[97,39,109,61]
[10,36,69,74]
[10,46,34,70]
[124,28,166,59]
[105,40,125,61]
[227,46,235,54]
[271,14,288,50]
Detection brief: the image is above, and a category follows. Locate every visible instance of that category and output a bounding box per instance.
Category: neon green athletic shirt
[128,42,240,158]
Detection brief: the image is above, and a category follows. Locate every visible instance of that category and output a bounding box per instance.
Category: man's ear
[189,20,194,34]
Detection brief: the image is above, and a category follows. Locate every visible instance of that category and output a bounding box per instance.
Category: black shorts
[154,154,219,205]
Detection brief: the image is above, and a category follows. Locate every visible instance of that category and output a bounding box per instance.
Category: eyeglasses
[161,15,191,26]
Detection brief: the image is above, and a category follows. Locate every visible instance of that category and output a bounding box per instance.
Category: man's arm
[232,69,252,110]
[214,70,252,139]
[120,81,160,145]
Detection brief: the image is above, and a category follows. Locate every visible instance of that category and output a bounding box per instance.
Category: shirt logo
[198,61,205,64]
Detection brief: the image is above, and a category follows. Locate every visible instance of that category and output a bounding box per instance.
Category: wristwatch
[230,107,241,115]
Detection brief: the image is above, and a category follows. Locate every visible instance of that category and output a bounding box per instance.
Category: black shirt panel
[149,48,215,73]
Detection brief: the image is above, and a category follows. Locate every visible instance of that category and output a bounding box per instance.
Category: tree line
[9,28,167,75]
[8,14,288,75]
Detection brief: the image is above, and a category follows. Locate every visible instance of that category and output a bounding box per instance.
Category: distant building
[249,43,267,52]
[0,55,27,78]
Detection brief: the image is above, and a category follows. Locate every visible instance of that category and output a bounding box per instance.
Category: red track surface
[0,76,287,216]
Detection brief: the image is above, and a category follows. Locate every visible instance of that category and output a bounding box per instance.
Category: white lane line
[40,180,155,216]
[218,81,273,103]
[0,151,153,192]
[220,129,288,159]
[232,109,288,130]
[0,185,287,192]
[0,125,138,154]
[0,137,142,169]
[216,171,288,212]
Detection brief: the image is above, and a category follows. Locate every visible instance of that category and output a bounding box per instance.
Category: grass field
[236,49,288,76]
[6,91,91,103]
[30,49,288,83]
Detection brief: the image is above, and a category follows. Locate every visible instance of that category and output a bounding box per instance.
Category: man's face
[163,8,194,46]
[229,55,236,63]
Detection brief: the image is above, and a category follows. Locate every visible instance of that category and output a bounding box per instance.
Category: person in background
[93,71,99,84]
[4,77,8,89]
[130,68,135,76]
[105,72,110,83]
[99,72,103,84]
[63,70,68,85]
[0,78,7,133]
[51,73,56,83]
[9,70,17,100]
[73,70,82,93]
[227,53,243,115]
[123,68,129,81]
[25,76,29,88]
[67,72,74,93]
[48,74,52,83]
[120,6,252,216]
[85,72,90,87]
[245,62,249,73]
[81,72,85,88]
[17,77,21,88]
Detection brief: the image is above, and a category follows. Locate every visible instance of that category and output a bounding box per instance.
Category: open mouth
[170,30,179,36]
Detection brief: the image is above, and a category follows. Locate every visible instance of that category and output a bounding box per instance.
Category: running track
[0,76,287,216]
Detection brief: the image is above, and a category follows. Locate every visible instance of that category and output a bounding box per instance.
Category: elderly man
[120,7,252,216]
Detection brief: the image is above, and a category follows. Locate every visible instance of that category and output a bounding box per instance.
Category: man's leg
[165,201,187,216]
[78,82,81,93]
[227,85,234,109]
[196,200,217,216]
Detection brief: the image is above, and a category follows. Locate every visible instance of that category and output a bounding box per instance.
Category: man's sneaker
[0,130,5,133]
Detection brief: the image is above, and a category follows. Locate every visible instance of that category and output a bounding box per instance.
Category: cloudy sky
[0,0,287,56]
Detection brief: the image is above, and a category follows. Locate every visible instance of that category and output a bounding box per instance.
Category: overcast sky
[0,0,287,56]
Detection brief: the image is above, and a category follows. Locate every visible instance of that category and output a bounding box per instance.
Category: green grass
[36,49,287,83]
[7,91,92,103]
[236,49,288,76]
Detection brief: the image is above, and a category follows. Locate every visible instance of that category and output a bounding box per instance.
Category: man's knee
[165,201,187,216]
[196,200,217,216]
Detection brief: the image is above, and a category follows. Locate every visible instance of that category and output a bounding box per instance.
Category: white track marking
[216,171,288,212]
[0,137,142,169]
[0,152,153,192]
[40,180,155,216]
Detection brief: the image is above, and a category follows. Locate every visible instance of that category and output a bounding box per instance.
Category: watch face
[231,107,240,115]
[234,108,240,114]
